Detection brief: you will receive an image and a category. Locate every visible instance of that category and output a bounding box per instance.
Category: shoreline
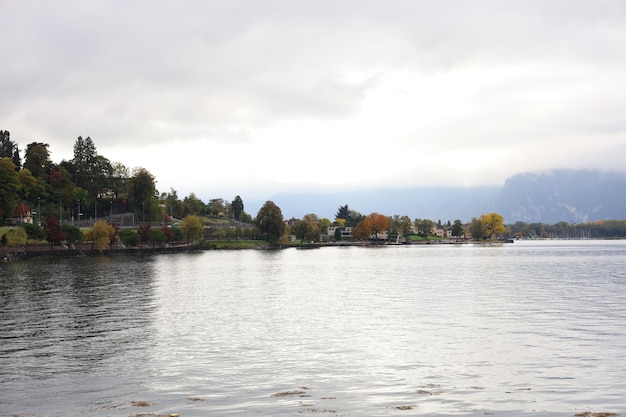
[1,238,515,262]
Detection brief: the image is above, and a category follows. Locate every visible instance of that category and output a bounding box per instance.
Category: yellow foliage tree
[480,212,505,239]
[87,220,116,252]
[180,214,204,244]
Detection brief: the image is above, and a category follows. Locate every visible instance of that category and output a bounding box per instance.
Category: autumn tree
[137,223,152,243]
[43,214,67,250]
[364,212,388,240]
[254,200,285,243]
[480,212,505,239]
[86,221,116,252]
[351,221,370,240]
[180,214,204,244]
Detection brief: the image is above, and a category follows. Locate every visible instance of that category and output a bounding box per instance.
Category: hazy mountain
[247,169,626,224]
[490,169,626,224]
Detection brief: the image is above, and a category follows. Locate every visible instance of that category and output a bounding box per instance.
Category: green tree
[71,136,98,189]
[119,229,139,248]
[127,167,156,221]
[469,217,487,240]
[180,214,204,244]
[336,204,349,221]
[19,222,45,249]
[150,229,168,247]
[0,130,20,168]
[397,215,413,240]
[0,157,19,220]
[293,214,320,243]
[451,219,465,239]
[24,142,51,178]
[416,219,434,236]
[254,201,285,243]
[62,224,82,250]
[232,195,244,221]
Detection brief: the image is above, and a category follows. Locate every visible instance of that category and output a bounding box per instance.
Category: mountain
[247,169,626,224]
[490,169,626,224]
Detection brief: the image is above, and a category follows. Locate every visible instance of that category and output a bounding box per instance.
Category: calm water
[1,240,626,417]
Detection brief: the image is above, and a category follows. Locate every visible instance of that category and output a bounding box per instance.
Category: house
[4,203,33,225]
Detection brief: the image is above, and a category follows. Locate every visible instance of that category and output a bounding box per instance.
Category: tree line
[3,130,626,250]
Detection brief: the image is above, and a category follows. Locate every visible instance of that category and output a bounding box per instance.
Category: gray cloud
[1,1,626,198]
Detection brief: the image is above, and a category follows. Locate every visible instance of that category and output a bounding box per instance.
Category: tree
[137,223,152,243]
[150,229,168,247]
[351,221,370,240]
[469,217,487,240]
[480,213,505,239]
[127,167,156,221]
[254,201,285,243]
[363,212,388,240]
[62,224,82,250]
[293,214,320,243]
[43,214,67,250]
[24,142,51,178]
[19,222,45,249]
[232,195,244,221]
[71,136,98,190]
[0,157,19,220]
[87,221,116,252]
[416,219,435,236]
[0,130,20,168]
[336,204,349,221]
[6,227,27,248]
[119,229,140,248]
[397,215,413,240]
[160,225,174,243]
[451,219,465,239]
[180,214,203,244]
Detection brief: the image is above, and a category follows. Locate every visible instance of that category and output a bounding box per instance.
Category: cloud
[1,1,626,201]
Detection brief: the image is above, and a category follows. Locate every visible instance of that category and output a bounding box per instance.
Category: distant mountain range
[248,169,626,224]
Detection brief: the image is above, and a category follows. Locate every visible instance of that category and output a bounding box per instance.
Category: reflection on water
[1,241,626,417]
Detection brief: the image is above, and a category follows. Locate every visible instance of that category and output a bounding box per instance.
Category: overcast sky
[2,1,626,202]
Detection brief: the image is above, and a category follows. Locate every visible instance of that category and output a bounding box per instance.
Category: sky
[2,1,626,205]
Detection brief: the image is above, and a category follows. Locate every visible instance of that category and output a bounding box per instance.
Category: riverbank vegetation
[3,132,626,260]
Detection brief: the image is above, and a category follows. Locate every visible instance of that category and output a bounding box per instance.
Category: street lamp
[38,197,41,225]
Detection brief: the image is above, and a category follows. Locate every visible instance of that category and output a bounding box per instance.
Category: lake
[1,240,626,417]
